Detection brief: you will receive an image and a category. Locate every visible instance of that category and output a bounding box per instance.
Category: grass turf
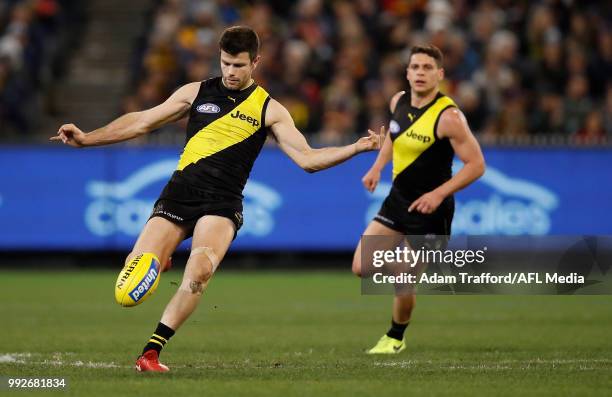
[1,270,611,396]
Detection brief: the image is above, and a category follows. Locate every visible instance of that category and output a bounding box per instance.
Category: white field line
[2,353,610,371]
[0,353,129,369]
[0,353,31,363]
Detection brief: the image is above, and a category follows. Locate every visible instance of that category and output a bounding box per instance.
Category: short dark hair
[409,45,443,68]
[219,26,260,61]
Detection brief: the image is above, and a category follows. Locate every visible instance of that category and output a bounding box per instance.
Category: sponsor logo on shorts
[230,110,260,127]
[374,214,395,226]
[197,103,220,113]
[153,207,184,222]
[129,261,159,302]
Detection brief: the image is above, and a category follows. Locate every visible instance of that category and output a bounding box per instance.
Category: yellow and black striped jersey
[170,77,270,201]
[389,91,456,201]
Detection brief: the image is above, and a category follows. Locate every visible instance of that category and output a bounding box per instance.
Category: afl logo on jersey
[196,103,220,114]
[389,120,401,135]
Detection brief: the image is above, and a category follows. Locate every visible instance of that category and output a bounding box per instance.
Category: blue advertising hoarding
[0,146,610,251]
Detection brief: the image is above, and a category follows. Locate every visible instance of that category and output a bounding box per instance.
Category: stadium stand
[1,0,610,144]
[0,0,85,137]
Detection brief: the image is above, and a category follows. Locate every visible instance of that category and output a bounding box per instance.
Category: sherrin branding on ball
[115,253,161,307]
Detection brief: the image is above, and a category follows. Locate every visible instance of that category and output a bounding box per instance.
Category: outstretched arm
[362,91,404,192]
[50,82,200,147]
[362,128,391,192]
[408,107,485,214]
[266,99,382,173]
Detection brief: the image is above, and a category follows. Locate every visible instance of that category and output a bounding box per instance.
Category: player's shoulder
[182,81,204,92]
[186,76,222,94]
[390,91,406,113]
[170,81,204,104]
[439,105,463,122]
[266,97,281,108]
[175,77,224,105]
[437,105,468,138]
[264,97,288,126]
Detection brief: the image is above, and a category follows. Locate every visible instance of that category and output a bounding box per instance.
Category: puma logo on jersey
[408,113,415,122]
[406,129,431,143]
[231,109,260,127]
[228,96,236,102]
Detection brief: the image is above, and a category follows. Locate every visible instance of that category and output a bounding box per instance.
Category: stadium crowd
[123,0,611,144]
[0,0,84,136]
[1,1,610,143]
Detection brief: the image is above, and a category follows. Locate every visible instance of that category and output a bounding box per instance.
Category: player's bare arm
[408,107,485,214]
[266,98,382,173]
[362,91,405,192]
[50,82,200,147]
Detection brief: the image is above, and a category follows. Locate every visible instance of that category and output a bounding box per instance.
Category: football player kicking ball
[352,45,485,354]
[51,26,382,372]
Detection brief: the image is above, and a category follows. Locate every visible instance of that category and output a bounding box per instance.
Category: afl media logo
[197,103,220,113]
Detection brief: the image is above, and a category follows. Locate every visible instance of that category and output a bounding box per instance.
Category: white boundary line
[2,352,611,371]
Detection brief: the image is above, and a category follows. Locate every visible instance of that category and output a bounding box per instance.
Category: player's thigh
[184,215,235,281]
[129,216,188,263]
[352,220,404,276]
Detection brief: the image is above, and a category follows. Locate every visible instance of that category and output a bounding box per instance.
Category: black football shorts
[149,180,243,239]
[374,186,454,249]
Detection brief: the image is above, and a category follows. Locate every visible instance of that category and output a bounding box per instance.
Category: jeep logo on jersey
[406,129,431,143]
[196,103,220,113]
[231,110,260,127]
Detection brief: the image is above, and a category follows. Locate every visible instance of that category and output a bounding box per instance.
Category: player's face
[220,51,260,90]
[406,53,444,95]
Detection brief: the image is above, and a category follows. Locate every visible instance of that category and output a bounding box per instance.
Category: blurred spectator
[529,91,564,135]
[576,109,605,143]
[0,0,84,136]
[563,74,592,135]
[454,81,487,133]
[484,91,528,139]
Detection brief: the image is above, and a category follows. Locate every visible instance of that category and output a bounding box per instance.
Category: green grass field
[1,270,611,396]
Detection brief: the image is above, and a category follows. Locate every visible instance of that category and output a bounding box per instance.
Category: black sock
[142,322,175,355]
[386,319,409,341]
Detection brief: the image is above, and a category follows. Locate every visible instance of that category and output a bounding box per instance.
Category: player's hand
[355,125,385,152]
[49,123,87,148]
[362,167,381,192]
[408,190,445,214]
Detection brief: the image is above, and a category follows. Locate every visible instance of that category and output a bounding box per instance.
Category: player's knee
[180,256,213,297]
[188,246,219,283]
[187,256,213,284]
